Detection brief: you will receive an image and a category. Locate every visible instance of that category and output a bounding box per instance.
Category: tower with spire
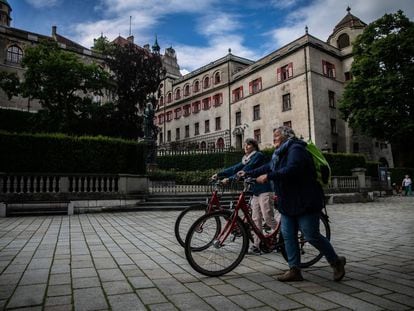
[0,0,12,27]
[152,35,160,54]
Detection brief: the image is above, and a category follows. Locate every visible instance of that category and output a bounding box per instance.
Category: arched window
[216,137,225,149]
[214,72,221,84]
[203,76,210,89]
[175,88,181,100]
[167,92,172,103]
[184,84,190,96]
[200,141,206,149]
[193,80,200,93]
[159,96,164,106]
[6,45,23,64]
[337,33,350,49]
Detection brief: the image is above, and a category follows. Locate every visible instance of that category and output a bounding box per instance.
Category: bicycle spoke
[185,211,248,276]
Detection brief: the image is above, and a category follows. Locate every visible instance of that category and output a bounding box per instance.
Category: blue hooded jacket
[245,138,324,216]
[217,151,272,196]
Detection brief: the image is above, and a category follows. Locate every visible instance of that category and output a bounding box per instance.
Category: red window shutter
[258,78,262,90]
[240,86,243,98]
[288,63,293,78]
[249,81,253,94]
[277,68,281,81]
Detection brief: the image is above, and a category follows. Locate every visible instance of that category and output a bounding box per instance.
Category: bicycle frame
[216,179,281,251]
[205,181,221,212]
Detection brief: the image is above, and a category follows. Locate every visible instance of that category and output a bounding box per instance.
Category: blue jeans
[281,212,338,268]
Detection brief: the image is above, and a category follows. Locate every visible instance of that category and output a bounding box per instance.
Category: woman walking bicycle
[239,126,346,282]
[212,138,277,254]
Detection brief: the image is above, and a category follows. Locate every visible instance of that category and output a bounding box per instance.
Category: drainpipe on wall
[304,41,311,141]
[227,49,232,148]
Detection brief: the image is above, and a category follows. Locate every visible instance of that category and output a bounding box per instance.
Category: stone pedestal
[351,168,366,189]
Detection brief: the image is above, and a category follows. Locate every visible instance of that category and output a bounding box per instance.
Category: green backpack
[306,141,331,187]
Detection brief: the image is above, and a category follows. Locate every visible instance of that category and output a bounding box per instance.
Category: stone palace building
[0,0,393,166]
[154,7,394,166]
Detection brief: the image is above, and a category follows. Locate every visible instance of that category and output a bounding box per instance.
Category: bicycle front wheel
[185,211,249,277]
[280,213,331,268]
[174,204,208,247]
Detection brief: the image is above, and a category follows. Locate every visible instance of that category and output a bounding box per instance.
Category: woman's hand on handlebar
[256,174,268,184]
[211,174,218,180]
[236,170,246,178]
[221,178,230,185]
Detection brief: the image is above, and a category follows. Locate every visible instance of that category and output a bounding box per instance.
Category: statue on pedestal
[143,99,158,168]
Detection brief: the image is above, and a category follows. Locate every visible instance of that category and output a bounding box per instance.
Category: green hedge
[264,147,366,176]
[149,169,217,185]
[324,153,366,176]
[0,109,34,133]
[156,148,367,176]
[0,131,147,174]
[157,151,245,171]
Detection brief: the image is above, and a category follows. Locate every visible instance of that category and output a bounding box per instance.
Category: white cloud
[269,0,299,9]
[70,0,414,73]
[197,12,242,37]
[74,10,156,49]
[98,0,219,15]
[25,0,60,9]
[176,34,259,74]
[267,0,414,47]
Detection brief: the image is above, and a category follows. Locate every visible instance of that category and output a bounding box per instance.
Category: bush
[149,169,217,185]
[0,131,147,174]
[324,153,366,176]
[0,109,34,132]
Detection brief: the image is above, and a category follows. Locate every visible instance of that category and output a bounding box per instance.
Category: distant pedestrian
[402,175,412,196]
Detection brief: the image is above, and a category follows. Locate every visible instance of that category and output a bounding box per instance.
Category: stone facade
[154,9,394,166]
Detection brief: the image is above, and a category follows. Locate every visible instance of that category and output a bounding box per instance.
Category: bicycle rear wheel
[280,213,331,268]
[185,210,249,277]
[174,204,208,247]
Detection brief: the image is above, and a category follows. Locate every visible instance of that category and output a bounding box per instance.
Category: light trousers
[251,192,277,248]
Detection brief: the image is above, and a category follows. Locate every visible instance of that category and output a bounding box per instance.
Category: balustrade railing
[0,173,146,195]
[0,173,374,196]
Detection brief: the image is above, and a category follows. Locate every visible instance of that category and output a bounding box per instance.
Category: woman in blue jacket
[238,127,346,282]
[212,138,276,255]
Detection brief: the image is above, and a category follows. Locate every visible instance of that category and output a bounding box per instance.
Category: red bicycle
[184,178,330,276]
[174,179,228,247]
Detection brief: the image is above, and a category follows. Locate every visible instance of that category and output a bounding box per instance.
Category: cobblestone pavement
[0,196,413,310]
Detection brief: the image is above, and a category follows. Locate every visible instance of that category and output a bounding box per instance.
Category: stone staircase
[131,192,238,211]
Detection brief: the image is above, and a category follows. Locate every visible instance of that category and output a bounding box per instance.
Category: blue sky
[8,0,414,74]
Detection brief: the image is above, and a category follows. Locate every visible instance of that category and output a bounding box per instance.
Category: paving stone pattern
[0,196,413,310]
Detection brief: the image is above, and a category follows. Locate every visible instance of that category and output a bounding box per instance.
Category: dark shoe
[249,246,261,255]
[331,256,346,281]
[277,267,304,282]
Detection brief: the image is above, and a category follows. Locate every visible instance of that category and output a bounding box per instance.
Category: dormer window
[337,33,350,49]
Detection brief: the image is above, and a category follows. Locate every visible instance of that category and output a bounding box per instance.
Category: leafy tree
[19,39,111,133]
[339,11,414,167]
[91,35,114,55]
[0,71,20,99]
[106,42,165,139]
